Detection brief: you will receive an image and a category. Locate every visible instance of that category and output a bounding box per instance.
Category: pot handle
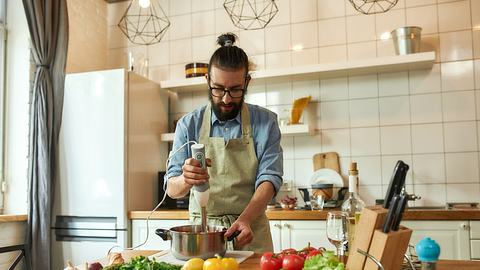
[155,228,171,241]
[226,230,241,241]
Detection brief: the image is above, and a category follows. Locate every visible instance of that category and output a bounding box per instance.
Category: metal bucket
[155,225,239,260]
[391,26,422,55]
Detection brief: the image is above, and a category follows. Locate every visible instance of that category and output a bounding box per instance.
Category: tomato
[260,252,282,270]
[282,254,305,270]
[306,249,322,259]
[281,248,297,255]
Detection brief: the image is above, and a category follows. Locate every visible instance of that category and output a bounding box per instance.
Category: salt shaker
[416,237,440,270]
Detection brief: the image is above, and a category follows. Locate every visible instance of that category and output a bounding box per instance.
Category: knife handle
[383,195,399,233]
[392,194,408,231]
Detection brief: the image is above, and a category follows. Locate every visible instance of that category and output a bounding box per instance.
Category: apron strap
[199,103,253,144]
[240,103,252,138]
[199,104,211,144]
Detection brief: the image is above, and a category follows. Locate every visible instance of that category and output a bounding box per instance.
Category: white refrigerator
[51,69,169,269]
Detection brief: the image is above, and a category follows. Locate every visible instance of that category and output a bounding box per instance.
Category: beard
[209,94,244,121]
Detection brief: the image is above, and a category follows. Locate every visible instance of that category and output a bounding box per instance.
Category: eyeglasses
[208,77,248,98]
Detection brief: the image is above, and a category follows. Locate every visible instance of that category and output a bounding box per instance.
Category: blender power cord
[107,140,199,255]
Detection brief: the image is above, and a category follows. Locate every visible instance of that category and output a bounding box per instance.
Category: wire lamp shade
[224,0,278,30]
[118,0,170,45]
[348,0,399,14]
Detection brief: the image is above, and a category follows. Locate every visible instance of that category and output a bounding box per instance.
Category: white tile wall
[412,154,446,184]
[406,5,438,35]
[411,124,444,153]
[107,0,480,206]
[437,0,471,32]
[378,71,409,97]
[439,30,473,62]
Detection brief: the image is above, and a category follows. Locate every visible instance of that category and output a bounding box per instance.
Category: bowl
[280,203,296,210]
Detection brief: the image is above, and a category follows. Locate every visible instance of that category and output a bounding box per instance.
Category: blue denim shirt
[166,103,284,194]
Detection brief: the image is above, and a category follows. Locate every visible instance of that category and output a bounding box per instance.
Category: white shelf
[160,124,312,142]
[160,52,436,92]
[160,133,175,142]
[279,124,313,136]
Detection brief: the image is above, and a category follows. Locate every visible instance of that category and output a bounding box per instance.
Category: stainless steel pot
[155,225,239,260]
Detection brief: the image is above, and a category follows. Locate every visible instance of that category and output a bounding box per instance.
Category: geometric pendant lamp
[118,0,170,45]
[348,0,399,15]
[224,0,278,30]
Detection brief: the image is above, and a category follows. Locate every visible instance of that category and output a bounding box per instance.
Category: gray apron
[189,103,273,252]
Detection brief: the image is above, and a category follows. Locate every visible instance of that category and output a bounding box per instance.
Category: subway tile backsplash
[107,0,480,206]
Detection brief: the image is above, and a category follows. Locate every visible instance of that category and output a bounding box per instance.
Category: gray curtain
[22,0,69,269]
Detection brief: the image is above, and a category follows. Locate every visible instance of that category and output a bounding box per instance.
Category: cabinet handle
[274,223,281,229]
[460,223,469,230]
[284,223,291,229]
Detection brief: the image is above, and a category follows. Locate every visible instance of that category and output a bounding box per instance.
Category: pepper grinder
[416,237,441,270]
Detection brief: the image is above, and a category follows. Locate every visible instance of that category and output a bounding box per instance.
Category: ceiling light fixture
[224,0,279,30]
[348,0,398,15]
[138,0,150,8]
[118,0,170,45]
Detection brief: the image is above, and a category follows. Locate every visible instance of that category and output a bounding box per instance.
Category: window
[0,0,7,213]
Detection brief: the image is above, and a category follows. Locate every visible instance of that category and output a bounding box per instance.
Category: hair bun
[217,33,237,47]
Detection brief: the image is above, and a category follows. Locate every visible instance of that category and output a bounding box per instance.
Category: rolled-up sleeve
[166,119,190,180]
[255,113,283,195]
[165,107,204,181]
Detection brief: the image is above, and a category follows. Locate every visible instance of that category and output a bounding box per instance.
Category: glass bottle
[341,162,366,254]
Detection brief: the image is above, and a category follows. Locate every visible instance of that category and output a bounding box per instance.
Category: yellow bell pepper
[203,257,221,270]
[203,256,239,270]
[182,258,204,270]
[220,257,239,270]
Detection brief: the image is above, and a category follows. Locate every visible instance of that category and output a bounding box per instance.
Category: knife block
[346,207,412,270]
[363,227,412,270]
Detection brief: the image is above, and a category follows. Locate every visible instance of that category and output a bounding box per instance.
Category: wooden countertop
[0,214,27,223]
[129,208,480,220]
[96,250,480,270]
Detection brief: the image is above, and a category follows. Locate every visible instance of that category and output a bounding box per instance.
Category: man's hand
[182,158,212,186]
[225,219,253,247]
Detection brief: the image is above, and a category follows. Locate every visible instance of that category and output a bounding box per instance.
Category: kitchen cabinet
[402,221,471,260]
[471,221,480,259]
[131,219,185,250]
[269,220,335,253]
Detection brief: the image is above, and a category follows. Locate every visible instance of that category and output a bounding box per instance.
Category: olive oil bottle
[341,162,365,254]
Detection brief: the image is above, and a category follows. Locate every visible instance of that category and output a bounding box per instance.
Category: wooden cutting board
[312,152,340,173]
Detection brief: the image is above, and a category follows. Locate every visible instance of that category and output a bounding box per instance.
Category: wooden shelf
[160,124,313,142]
[160,52,436,92]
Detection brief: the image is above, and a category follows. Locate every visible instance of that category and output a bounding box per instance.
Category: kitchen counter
[93,250,480,270]
[129,208,480,220]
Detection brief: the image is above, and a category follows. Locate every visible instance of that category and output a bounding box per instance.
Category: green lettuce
[302,251,345,270]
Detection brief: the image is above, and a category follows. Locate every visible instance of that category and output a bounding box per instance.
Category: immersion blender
[191,144,210,232]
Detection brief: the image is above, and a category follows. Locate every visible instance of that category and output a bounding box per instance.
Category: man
[166,33,283,252]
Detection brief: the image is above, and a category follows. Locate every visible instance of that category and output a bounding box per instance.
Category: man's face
[207,66,249,121]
